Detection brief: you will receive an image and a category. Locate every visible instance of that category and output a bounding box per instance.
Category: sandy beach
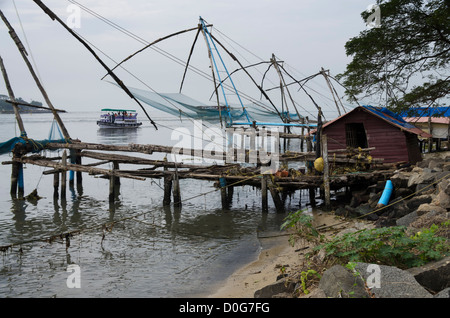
[209,211,356,298]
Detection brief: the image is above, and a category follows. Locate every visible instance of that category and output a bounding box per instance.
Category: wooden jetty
[3,133,394,213]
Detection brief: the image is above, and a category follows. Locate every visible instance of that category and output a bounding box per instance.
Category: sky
[0,0,378,120]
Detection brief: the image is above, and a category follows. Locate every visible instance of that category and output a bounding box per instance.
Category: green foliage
[313,224,450,269]
[281,210,321,245]
[337,0,450,111]
[299,269,321,295]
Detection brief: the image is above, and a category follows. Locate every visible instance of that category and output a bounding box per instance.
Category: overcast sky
[0,0,377,119]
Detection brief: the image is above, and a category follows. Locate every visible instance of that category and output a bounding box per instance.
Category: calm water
[0,112,308,298]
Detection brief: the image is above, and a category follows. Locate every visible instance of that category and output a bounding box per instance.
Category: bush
[312,223,450,269]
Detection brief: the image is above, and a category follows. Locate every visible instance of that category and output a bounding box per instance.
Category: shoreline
[208,211,353,298]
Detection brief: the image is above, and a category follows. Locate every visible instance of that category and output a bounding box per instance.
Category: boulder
[318,265,368,298]
[390,172,411,189]
[354,263,432,298]
[434,287,450,298]
[416,203,446,216]
[254,277,296,298]
[396,211,418,227]
[407,256,450,294]
[406,194,432,211]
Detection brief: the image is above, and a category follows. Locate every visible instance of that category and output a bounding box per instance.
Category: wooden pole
[261,174,268,213]
[76,150,82,186]
[309,187,316,207]
[61,150,67,200]
[0,10,71,140]
[219,175,229,210]
[0,55,26,136]
[10,161,19,199]
[53,170,59,199]
[109,172,115,203]
[32,1,158,130]
[322,134,331,210]
[163,174,173,206]
[173,166,181,207]
[267,177,285,213]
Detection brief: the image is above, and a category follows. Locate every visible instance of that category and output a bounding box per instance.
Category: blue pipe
[378,180,393,206]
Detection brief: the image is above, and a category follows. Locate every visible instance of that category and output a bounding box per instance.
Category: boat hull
[97,121,142,129]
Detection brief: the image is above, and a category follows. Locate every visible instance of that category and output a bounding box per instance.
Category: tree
[337,0,450,114]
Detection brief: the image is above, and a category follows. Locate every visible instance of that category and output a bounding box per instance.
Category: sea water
[0,112,307,298]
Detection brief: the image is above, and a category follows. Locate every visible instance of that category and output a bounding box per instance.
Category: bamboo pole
[0,9,70,140]
[14,157,146,181]
[32,0,158,130]
[322,134,331,210]
[261,174,268,213]
[163,165,173,206]
[172,167,181,207]
[61,150,67,200]
[0,56,26,136]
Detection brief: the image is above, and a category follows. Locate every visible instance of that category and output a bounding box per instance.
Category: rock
[387,197,410,219]
[433,191,450,209]
[434,287,450,298]
[394,187,413,199]
[354,263,432,298]
[318,265,368,298]
[406,194,432,210]
[416,203,446,216]
[428,159,444,170]
[355,203,378,221]
[390,172,411,189]
[407,256,450,294]
[396,211,418,227]
[334,206,347,217]
[254,277,296,298]
[298,287,327,298]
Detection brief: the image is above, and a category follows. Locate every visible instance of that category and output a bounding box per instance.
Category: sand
[209,211,357,298]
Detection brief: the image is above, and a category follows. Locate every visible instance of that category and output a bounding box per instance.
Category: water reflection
[97,128,139,145]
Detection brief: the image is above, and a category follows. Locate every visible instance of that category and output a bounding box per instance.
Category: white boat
[97,108,142,129]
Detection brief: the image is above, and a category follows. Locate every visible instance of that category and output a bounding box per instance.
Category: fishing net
[0,119,69,155]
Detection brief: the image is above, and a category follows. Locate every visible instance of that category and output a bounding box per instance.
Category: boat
[97,108,142,128]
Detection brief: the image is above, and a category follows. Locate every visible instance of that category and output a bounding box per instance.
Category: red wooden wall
[322,108,421,163]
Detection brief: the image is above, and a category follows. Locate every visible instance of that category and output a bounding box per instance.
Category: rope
[356,172,450,219]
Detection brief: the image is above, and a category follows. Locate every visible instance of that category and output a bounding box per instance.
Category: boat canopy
[101,108,137,112]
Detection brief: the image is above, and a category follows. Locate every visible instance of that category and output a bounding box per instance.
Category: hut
[402,107,450,151]
[316,106,431,164]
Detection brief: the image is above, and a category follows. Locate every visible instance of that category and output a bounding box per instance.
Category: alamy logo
[66,264,81,288]
[66,4,81,29]
[366,264,381,289]
[366,4,381,29]
[171,120,280,173]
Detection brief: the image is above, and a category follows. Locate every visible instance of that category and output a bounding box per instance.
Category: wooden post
[163,165,172,206]
[173,167,181,207]
[267,177,285,213]
[10,161,19,199]
[219,176,229,210]
[309,187,316,207]
[61,150,67,200]
[53,170,59,199]
[261,174,268,213]
[69,150,75,188]
[113,161,120,187]
[109,173,115,203]
[75,150,83,191]
[322,134,331,210]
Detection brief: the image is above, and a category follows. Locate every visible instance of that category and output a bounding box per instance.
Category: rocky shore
[249,152,450,298]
